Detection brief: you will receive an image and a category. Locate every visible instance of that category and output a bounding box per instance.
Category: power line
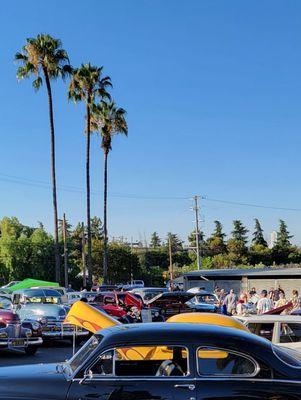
[202,196,301,212]
[1,172,301,211]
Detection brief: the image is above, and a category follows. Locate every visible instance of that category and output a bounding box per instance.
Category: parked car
[186,291,219,313]
[91,291,142,319]
[237,314,301,352]
[12,289,89,343]
[0,307,42,355]
[146,291,196,318]
[130,287,168,302]
[0,281,20,289]
[66,292,82,305]
[2,322,301,399]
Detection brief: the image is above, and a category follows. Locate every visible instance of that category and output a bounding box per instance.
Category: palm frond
[32,76,43,91]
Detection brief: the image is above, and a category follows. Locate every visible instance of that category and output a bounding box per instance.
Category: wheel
[24,346,38,356]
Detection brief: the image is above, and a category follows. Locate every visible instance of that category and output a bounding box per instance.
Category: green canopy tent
[6,278,59,292]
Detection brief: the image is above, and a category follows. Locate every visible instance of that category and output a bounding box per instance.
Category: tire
[24,346,38,356]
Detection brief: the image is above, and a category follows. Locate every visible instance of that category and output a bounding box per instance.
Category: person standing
[290,290,300,311]
[224,289,238,315]
[274,292,287,309]
[257,290,274,314]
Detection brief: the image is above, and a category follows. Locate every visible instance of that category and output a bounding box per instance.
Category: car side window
[197,347,258,377]
[280,323,301,343]
[247,323,274,341]
[89,346,189,378]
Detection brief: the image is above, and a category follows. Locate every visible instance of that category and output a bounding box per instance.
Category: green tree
[91,217,103,240]
[252,218,267,246]
[226,220,249,266]
[15,34,70,282]
[231,220,249,244]
[165,233,183,253]
[276,220,292,249]
[91,100,128,284]
[69,64,111,285]
[206,221,226,255]
[150,232,161,248]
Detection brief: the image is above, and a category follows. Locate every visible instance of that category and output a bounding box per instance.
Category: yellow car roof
[166,313,249,332]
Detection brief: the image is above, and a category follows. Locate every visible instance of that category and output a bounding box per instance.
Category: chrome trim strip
[73,377,301,384]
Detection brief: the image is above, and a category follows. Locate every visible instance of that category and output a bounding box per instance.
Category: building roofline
[184,267,301,278]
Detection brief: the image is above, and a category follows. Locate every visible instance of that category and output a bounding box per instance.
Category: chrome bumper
[0,337,43,347]
[42,330,89,338]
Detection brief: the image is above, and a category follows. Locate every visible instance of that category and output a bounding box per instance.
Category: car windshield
[68,335,102,373]
[26,296,61,304]
[142,290,165,301]
[0,296,12,309]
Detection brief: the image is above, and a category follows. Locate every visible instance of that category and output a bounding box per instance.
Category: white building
[269,231,277,249]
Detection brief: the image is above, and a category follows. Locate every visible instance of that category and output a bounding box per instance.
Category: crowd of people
[214,286,301,316]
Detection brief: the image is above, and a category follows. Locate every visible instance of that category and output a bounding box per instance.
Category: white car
[237,315,301,352]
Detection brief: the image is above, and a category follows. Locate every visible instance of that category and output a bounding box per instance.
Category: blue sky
[0,0,301,245]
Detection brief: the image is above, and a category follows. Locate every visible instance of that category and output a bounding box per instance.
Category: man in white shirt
[257,290,274,314]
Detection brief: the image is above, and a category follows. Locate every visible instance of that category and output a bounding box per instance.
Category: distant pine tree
[252,218,267,246]
[276,220,293,249]
[231,220,248,244]
[150,232,161,248]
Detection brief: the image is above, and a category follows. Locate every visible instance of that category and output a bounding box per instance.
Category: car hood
[0,363,70,399]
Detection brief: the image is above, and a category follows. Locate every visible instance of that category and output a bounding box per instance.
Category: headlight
[31,322,40,330]
[154,312,159,317]
[38,317,48,325]
[0,332,7,338]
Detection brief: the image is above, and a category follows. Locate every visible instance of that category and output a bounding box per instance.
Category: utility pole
[62,213,68,288]
[130,236,134,285]
[193,195,201,270]
[81,222,87,288]
[168,235,174,289]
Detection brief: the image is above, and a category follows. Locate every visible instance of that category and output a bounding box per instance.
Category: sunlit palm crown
[15,34,70,90]
[91,101,128,152]
[68,63,111,104]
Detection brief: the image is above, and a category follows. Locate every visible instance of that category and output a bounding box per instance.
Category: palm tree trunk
[43,68,60,283]
[103,150,109,284]
[86,101,92,286]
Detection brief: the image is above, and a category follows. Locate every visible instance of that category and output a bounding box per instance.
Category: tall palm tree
[15,34,70,283]
[68,64,111,285]
[91,101,128,283]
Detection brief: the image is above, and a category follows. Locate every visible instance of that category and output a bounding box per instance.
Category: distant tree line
[0,217,300,288]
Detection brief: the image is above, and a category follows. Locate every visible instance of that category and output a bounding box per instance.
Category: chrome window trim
[272,345,301,369]
[196,346,260,378]
[85,344,191,380]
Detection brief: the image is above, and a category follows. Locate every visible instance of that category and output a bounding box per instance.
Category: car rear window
[197,347,258,377]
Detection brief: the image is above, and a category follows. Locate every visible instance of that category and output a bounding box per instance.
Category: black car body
[1,323,301,399]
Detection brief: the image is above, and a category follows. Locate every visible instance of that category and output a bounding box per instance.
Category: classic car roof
[13,288,62,297]
[98,322,271,349]
[237,315,301,323]
[147,291,195,304]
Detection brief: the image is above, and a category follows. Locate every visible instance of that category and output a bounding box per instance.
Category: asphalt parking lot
[0,341,79,367]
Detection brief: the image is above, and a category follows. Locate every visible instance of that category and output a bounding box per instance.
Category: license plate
[9,339,26,348]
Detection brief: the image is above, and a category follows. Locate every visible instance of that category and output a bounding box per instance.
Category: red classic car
[91,291,142,318]
[0,308,43,354]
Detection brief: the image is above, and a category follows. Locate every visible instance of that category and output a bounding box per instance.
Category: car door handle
[174,384,195,391]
